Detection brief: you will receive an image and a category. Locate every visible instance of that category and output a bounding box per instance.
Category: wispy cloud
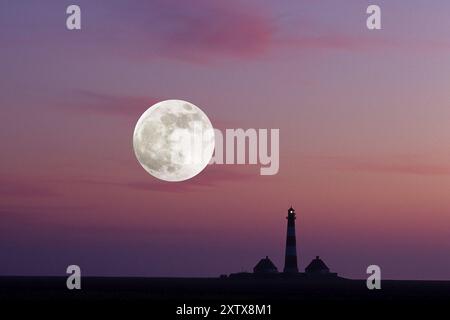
[307,154,450,176]
[151,0,275,62]
[66,90,161,117]
[68,166,256,192]
[129,0,392,62]
[3,0,450,66]
[0,178,58,198]
[344,162,450,176]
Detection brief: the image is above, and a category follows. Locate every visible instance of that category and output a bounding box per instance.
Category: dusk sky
[1,0,450,280]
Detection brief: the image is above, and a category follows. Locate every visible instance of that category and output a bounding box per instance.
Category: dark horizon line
[1,275,449,282]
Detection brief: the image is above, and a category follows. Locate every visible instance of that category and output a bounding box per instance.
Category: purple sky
[1,0,450,279]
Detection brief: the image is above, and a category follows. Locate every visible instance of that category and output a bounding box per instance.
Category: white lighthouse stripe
[287,227,296,236]
[285,247,297,256]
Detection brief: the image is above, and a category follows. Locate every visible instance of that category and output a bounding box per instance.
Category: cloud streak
[308,155,450,176]
[344,162,450,176]
[0,179,58,198]
[68,166,257,192]
[65,90,161,117]
[135,0,393,62]
[4,0,450,66]
[152,0,275,62]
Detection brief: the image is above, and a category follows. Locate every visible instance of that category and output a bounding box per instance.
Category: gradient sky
[1,0,450,280]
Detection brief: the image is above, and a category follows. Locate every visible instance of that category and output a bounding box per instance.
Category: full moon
[133,100,215,182]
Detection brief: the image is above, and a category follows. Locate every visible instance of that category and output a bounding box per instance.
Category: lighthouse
[283,207,299,273]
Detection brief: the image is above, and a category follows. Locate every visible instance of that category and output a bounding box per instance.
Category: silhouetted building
[305,256,329,274]
[305,256,337,277]
[228,206,341,280]
[283,207,299,273]
[254,256,278,274]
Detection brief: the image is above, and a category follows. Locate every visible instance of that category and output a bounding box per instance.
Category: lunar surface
[133,100,215,182]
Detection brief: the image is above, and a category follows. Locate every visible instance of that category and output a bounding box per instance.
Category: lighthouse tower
[283,207,299,273]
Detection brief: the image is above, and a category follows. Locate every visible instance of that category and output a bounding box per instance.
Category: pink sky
[1,0,450,279]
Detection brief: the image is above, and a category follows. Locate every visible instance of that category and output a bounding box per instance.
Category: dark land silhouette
[1,276,450,316]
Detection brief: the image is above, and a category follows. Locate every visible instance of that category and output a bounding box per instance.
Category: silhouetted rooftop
[305,256,330,274]
[254,256,278,274]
